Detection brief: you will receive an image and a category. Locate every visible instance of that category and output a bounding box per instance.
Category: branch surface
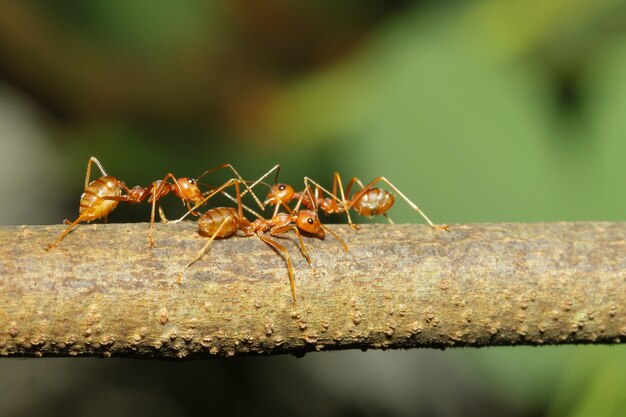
[0,222,624,358]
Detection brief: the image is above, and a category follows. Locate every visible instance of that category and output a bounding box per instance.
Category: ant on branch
[178,179,347,306]
[142,163,262,247]
[46,157,262,249]
[46,156,146,250]
[249,165,449,231]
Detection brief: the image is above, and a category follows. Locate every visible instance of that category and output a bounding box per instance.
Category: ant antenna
[321,224,348,252]
[196,163,264,210]
[239,164,281,199]
[175,178,239,222]
[273,164,281,185]
[293,183,311,212]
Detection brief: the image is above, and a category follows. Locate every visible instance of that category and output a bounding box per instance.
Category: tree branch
[0,222,624,358]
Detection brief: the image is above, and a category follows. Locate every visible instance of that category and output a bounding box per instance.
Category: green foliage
[4,1,626,415]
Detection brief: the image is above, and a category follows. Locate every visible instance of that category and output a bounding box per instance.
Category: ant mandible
[178,180,347,306]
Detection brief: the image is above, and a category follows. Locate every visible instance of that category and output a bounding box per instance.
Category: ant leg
[293,228,315,271]
[353,177,448,231]
[272,203,281,218]
[332,173,357,229]
[175,176,266,223]
[281,201,295,215]
[149,173,199,247]
[46,195,131,250]
[84,156,109,189]
[221,190,264,220]
[176,176,260,225]
[245,164,280,193]
[197,163,266,210]
[177,217,231,284]
[224,164,265,210]
[267,200,293,218]
[343,177,365,197]
[46,210,99,250]
[173,178,238,223]
[304,176,358,229]
[321,224,349,252]
[383,213,395,224]
[84,158,94,189]
[158,205,168,222]
[257,233,297,307]
[236,164,286,212]
[182,165,279,222]
[293,182,315,212]
[148,179,171,248]
[185,201,201,217]
[303,177,344,206]
[270,225,315,272]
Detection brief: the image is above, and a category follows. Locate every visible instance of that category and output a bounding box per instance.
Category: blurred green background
[0,1,625,416]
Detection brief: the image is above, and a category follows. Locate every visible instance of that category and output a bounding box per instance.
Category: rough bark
[0,222,624,358]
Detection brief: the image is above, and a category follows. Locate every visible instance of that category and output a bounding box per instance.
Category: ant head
[296,210,325,238]
[265,183,294,206]
[174,178,203,202]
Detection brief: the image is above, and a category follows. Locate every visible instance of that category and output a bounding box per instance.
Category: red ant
[46,157,260,249]
[255,166,448,231]
[142,163,262,247]
[46,156,209,250]
[46,156,147,250]
[178,179,347,306]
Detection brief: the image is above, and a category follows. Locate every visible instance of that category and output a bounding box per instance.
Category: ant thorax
[147,181,171,202]
[292,190,315,209]
[127,185,146,201]
[250,212,292,233]
[268,212,292,228]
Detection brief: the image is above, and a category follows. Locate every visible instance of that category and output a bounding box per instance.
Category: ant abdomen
[197,207,239,238]
[79,175,122,221]
[352,188,395,217]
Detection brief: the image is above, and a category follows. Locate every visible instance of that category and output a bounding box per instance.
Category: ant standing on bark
[45,156,211,250]
[46,156,145,250]
[254,165,448,231]
[302,174,449,231]
[142,163,262,247]
[46,158,263,249]
[177,179,347,306]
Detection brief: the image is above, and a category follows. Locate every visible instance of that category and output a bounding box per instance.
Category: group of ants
[45,157,449,306]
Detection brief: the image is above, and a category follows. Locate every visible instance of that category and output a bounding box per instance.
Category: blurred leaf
[36,0,221,57]
[548,347,626,417]
[463,0,626,63]
[261,1,626,224]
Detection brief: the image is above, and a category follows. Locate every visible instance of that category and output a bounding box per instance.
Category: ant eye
[189,179,196,184]
[307,218,314,224]
[279,184,286,191]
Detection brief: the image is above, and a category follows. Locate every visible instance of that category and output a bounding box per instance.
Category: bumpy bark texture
[0,222,624,358]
